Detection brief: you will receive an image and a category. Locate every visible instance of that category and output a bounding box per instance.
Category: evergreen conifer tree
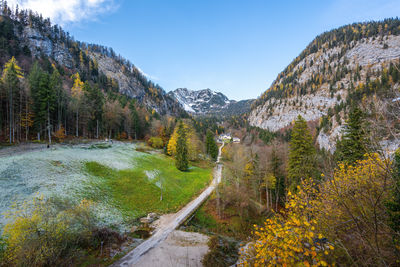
[49,67,63,131]
[335,107,369,164]
[175,121,188,171]
[287,115,316,191]
[270,147,285,209]
[386,149,400,245]
[29,62,44,140]
[1,57,23,143]
[206,129,218,161]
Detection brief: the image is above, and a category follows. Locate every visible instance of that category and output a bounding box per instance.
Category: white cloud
[7,0,118,25]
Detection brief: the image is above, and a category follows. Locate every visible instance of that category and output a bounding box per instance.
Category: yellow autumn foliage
[71,72,83,99]
[2,196,98,267]
[239,179,332,267]
[240,154,396,266]
[167,122,201,161]
[315,154,395,265]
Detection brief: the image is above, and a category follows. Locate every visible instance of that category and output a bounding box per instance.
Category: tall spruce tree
[29,62,44,140]
[386,149,400,245]
[129,101,141,140]
[49,67,64,131]
[175,121,188,171]
[287,115,316,191]
[334,107,369,164]
[37,72,56,144]
[270,147,285,209]
[84,84,103,139]
[1,57,23,143]
[206,129,218,161]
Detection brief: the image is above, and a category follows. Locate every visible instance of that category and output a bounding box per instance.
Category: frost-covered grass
[84,153,212,221]
[0,142,211,234]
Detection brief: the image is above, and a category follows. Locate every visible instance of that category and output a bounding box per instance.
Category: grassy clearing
[84,153,212,220]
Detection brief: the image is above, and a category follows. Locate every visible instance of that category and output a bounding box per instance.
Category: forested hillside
[249,18,400,152]
[0,2,185,143]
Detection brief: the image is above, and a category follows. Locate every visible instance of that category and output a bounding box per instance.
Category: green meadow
[84,151,213,220]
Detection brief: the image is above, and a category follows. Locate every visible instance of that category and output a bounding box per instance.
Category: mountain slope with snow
[168,88,253,115]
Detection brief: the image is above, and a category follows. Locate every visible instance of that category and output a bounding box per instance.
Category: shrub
[53,125,66,143]
[147,137,164,149]
[1,196,116,267]
[239,180,332,266]
[203,235,240,267]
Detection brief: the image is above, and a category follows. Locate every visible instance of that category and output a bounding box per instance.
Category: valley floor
[0,141,212,234]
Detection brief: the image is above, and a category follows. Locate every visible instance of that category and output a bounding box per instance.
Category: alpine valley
[0,2,400,267]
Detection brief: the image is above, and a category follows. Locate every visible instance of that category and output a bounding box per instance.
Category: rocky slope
[168,88,253,115]
[1,12,182,115]
[249,19,400,152]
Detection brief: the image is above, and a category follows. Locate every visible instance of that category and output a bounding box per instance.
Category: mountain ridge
[168,87,254,116]
[0,6,184,116]
[249,18,400,152]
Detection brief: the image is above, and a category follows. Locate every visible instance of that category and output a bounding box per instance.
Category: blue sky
[9,0,400,100]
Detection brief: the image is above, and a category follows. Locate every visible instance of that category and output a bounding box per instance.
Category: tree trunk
[38,123,41,141]
[47,103,51,145]
[96,119,99,139]
[58,93,61,131]
[76,110,79,137]
[25,97,28,141]
[275,176,281,211]
[9,87,12,144]
[19,89,22,142]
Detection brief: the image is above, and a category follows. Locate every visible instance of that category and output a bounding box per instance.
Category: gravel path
[111,143,224,267]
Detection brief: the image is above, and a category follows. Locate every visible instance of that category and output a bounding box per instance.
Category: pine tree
[334,107,369,164]
[175,121,188,171]
[287,115,316,191]
[206,129,218,161]
[36,72,56,144]
[270,147,285,210]
[386,149,400,245]
[49,67,63,131]
[1,57,23,143]
[71,73,83,137]
[29,62,44,140]
[129,101,141,140]
[84,84,103,139]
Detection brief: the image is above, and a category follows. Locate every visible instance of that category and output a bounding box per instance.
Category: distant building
[219,134,231,140]
[233,137,240,143]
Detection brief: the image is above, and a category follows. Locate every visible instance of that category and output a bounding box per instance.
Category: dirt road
[112,143,224,267]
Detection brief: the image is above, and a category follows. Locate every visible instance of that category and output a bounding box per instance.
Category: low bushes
[147,136,164,149]
[202,235,240,267]
[0,196,121,267]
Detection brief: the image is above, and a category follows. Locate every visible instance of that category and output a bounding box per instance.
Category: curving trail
[111,142,224,267]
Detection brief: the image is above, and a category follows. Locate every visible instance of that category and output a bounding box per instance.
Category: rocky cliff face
[249,20,400,152]
[9,17,182,115]
[168,88,253,115]
[20,26,74,68]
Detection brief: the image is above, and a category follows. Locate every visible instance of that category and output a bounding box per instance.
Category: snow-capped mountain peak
[168,88,232,114]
